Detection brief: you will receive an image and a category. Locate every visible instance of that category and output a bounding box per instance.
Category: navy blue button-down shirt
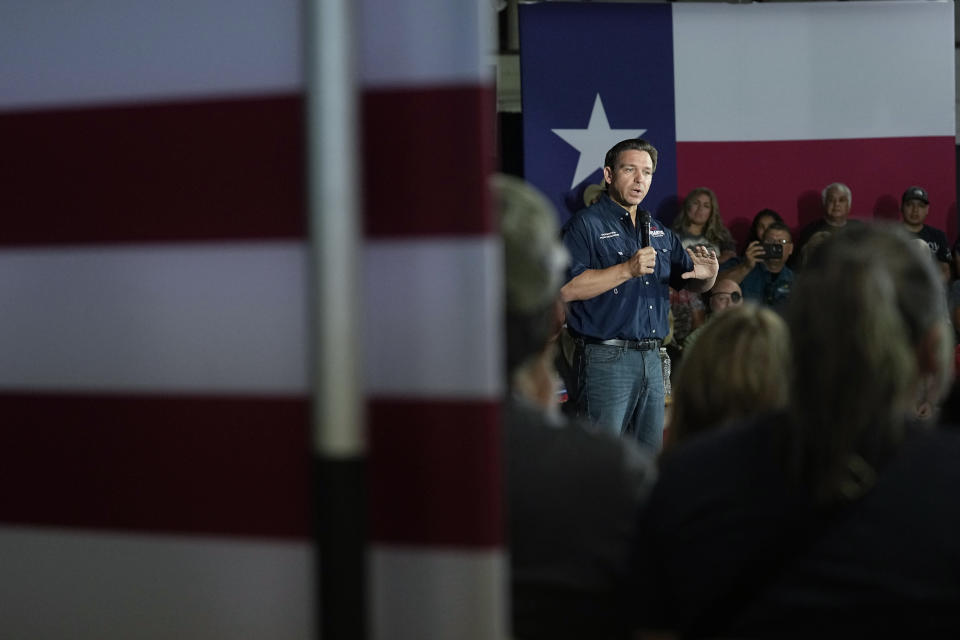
[561,194,693,341]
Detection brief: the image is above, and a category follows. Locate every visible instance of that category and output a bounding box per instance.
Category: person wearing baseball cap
[901,186,951,284]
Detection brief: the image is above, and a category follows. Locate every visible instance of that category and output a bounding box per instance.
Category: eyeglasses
[709,291,742,303]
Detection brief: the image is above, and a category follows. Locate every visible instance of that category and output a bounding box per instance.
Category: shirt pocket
[655,246,673,281]
[596,240,630,269]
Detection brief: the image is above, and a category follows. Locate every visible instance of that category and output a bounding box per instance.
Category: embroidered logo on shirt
[599,231,620,240]
[651,229,666,238]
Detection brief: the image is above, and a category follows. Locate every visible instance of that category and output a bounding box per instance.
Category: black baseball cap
[902,186,929,206]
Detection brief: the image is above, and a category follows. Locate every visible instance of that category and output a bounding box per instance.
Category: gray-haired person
[792,182,864,270]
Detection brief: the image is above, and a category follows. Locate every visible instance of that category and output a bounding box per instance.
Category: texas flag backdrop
[520,1,957,243]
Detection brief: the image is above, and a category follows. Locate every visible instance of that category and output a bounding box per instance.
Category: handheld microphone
[639,211,651,248]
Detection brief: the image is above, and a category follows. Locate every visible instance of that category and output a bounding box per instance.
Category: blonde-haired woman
[667,302,790,448]
[673,187,737,263]
[667,188,739,367]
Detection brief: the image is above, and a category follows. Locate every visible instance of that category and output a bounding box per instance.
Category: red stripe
[0,392,311,539]
[0,95,306,246]
[677,136,958,244]
[362,85,496,237]
[368,398,503,548]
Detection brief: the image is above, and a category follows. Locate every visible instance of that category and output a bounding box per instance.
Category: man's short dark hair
[763,221,792,240]
[604,138,658,174]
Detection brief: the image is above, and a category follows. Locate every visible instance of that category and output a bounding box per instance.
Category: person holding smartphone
[717,222,794,309]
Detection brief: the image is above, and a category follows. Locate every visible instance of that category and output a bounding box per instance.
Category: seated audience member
[900,186,951,284]
[583,182,605,208]
[632,224,958,639]
[719,222,794,309]
[664,287,705,368]
[494,174,656,640]
[672,188,737,263]
[798,229,831,268]
[666,188,736,367]
[682,278,744,353]
[668,303,790,449]
[950,279,960,339]
[792,182,863,269]
[742,208,784,254]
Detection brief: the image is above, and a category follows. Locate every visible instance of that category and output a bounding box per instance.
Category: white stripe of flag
[0,239,501,397]
[672,2,955,142]
[0,0,302,111]
[0,525,313,640]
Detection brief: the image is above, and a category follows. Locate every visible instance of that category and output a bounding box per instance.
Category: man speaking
[560,139,718,451]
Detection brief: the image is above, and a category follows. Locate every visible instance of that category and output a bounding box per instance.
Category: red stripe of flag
[0,94,306,246]
[0,392,311,539]
[362,85,496,237]
[367,398,502,548]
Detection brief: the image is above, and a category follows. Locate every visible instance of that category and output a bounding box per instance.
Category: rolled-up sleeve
[562,216,592,280]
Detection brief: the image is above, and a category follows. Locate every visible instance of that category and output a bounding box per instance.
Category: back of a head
[785,223,953,504]
[493,174,569,377]
[669,303,791,448]
[800,230,832,267]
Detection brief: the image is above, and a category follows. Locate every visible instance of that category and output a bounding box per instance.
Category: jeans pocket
[585,343,622,365]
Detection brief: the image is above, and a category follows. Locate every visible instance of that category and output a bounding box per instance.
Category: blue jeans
[580,343,665,452]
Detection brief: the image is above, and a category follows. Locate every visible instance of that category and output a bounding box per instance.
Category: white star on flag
[552,94,647,189]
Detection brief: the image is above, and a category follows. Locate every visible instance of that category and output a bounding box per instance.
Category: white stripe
[364,238,504,398]
[673,1,955,141]
[0,526,312,640]
[0,243,308,394]
[370,546,507,640]
[359,0,493,87]
[0,0,301,111]
[0,239,504,397]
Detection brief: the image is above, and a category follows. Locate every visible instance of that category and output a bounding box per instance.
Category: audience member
[672,187,737,263]
[950,279,960,338]
[494,174,656,640]
[742,208,784,254]
[632,223,958,638]
[664,287,705,371]
[900,185,951,284]
[583,182,605,208]
[667,303,790,449]
[793,182,863,268]
[665,187,736,368]
[719,222,794,309]
[797,229,831,268]
[682,278,744,353]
